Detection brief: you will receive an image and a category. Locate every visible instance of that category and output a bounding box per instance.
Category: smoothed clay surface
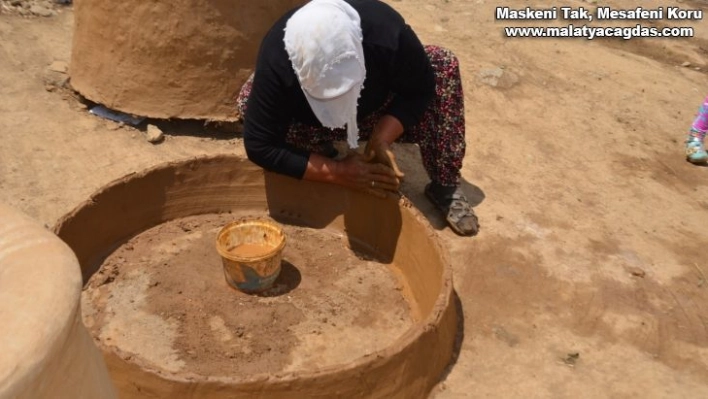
[0,203,117,399]
[70,0,306,120]
[82,212,413,377]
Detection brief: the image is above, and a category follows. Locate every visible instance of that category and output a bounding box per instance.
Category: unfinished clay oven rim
[53,155,454,385]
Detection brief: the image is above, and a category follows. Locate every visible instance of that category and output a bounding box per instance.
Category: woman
[238,0,479,236]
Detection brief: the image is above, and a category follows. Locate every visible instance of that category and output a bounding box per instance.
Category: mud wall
[53,155,457,399]
[0,203,116,399]
[70,0,305,121]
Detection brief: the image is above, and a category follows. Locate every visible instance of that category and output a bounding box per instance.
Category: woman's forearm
[371,115,404,145]
[303,153,341,184]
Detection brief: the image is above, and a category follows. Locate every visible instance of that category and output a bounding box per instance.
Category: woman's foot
[425,182,479,236]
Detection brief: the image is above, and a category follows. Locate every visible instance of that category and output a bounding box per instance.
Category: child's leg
[686,95,708,163]
[690,95,708,136]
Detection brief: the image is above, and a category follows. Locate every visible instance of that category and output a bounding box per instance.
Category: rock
[48,61,68,74]
[629,267,646,278]
[682,61,692,67]
[563,352,580,367]
[478,67,519,89]
[29,4,55,17]
[146,124,164,143]
[9,0,23,6]
[43,71,68,90]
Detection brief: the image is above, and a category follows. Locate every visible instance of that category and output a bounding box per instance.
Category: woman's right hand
[334,151,401,198]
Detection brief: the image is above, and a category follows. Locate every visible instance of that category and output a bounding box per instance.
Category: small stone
[146,124,164,143]
[30,4,55,17]
[478,67,519,89]
[48,61,68,74]
[563,352,580,366]
[682,61,692,67]
[43,73,67,89]
[10,0,23,6]
[629,267,646,278]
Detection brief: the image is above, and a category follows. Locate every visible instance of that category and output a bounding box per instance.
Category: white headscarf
[283,0,365,149]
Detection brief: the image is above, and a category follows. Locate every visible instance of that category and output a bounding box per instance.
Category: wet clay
[81,212,413,378]
[70,0,306,120]
[229,243,275,258]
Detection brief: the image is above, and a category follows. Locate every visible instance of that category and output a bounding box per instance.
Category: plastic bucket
[215,218,286,293]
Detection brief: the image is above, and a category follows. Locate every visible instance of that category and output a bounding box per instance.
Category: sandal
[425,182,480,236]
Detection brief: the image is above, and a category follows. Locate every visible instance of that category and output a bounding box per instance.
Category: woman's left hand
[364,138,405,180]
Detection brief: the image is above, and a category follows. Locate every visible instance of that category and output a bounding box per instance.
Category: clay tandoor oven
[54,155,457,398]
[70,0,306,121]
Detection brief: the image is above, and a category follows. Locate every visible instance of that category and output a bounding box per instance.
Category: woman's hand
[364,115,405,180]
[363,138,405,180]
[334,150,401,197]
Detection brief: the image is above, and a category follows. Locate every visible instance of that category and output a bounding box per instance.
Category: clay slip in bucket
[216,218,286,293]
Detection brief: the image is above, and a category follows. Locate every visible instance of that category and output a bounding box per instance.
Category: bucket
[215,218,286,293]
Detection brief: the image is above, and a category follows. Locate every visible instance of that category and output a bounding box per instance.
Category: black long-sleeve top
[243,0,435,179]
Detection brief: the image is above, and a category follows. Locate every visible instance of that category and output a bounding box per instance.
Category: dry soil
[2,0,708,397]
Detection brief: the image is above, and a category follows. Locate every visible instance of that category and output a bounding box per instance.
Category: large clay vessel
[0,203,116,399]
[70,0,305,121]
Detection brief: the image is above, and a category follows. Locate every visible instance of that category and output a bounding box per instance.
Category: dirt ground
[81,212,412,377]
[2,0,708,397]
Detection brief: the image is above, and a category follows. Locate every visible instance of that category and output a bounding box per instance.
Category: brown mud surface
[81,213,413,377]
[229,243,275,258]
[5,0,708,396]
